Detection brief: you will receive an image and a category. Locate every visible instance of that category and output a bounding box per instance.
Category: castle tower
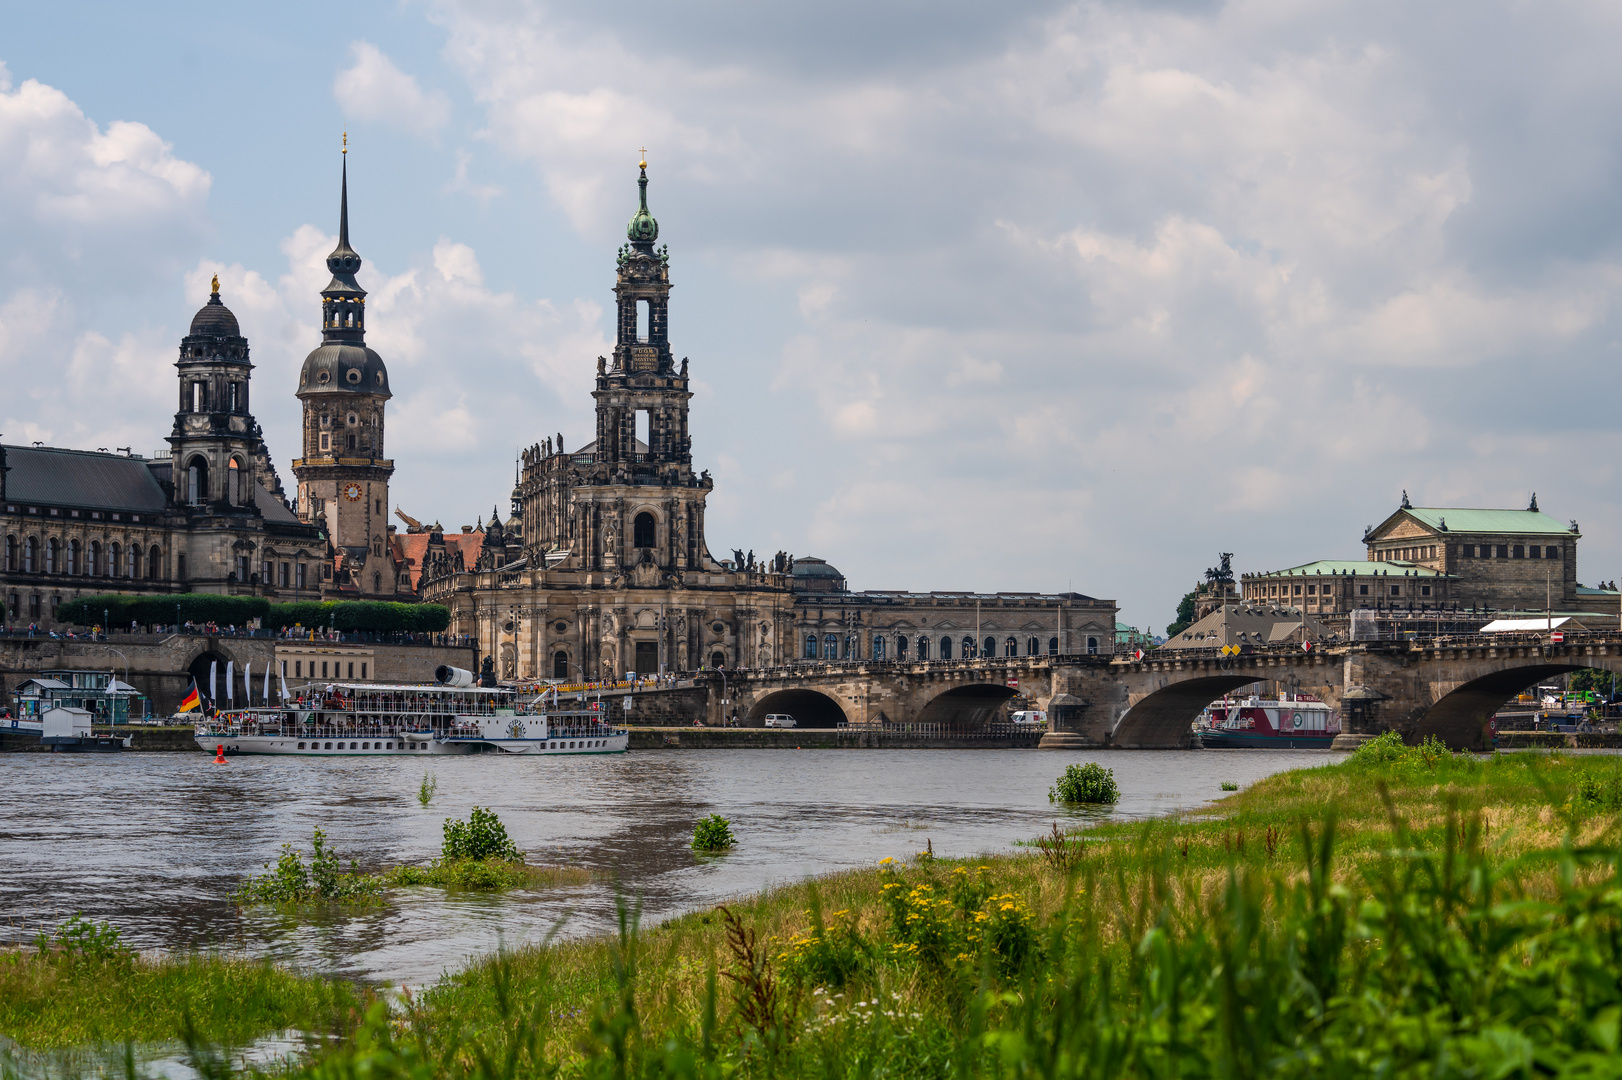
[167,277,264,515]
[291,147,395,596]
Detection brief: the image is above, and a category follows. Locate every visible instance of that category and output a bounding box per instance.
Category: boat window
[298,742,306,749]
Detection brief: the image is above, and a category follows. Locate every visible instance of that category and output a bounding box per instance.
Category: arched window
[917,637,930,661]
[110,543,121,578]
[1048,636,1059,655]
[227,458,242,504]
[633,512,656,548]
[711,650,725,669]
[553,651,570,679]
[804,634,818,659]
[3,535,13,572]
[23,537,37,573]
[940,636,952,660]
[1004,637,1017,657]
[89,541,101,576]
[44,538,57,574]
[1027,637,1040,656]
[985,636,997,658]
[129,546,141,579]
[872,636,887,661]
[373,571,382,592]
[67,539,79,576]
[150,545,163,581]
[187,458,207,505]
[962,636,974,658]
[896,635,909,659]
[372,536,383,557]
[823,633,838,659]
[1086,636,1099,655]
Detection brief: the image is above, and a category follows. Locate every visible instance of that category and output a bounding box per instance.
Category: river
[0,748,1339,987]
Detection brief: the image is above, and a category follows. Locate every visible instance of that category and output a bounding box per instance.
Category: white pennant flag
[225,660,234,705]
[263,662,272,704]
[209,661,217,704]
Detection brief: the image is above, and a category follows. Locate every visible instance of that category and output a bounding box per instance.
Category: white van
[764,714,797,728]
[1010,710,1047,726]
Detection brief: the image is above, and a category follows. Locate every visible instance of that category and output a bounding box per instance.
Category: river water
[0,748,1338,987]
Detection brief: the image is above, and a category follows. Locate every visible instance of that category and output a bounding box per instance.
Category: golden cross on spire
[342,131,348,155]
[639,145,647,169]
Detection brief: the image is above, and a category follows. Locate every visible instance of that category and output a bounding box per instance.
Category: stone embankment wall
[627,726,1041,749]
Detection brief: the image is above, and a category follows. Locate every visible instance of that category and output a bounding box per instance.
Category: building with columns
[1,279,324,626]
[416,164,1116,677]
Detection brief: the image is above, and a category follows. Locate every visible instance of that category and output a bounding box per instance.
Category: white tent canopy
[1479,616,1586,633]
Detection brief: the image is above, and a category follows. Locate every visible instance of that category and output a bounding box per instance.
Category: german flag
[177,682,202,713]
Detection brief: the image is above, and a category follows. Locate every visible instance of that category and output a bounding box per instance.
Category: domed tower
[167,277,265,515]
[291,147,395,596]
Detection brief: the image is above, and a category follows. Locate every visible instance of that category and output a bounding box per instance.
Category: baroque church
[414,163,1117,678]
[0,150,408,627]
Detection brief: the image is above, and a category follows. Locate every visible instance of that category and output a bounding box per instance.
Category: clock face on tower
[343,483,362,502]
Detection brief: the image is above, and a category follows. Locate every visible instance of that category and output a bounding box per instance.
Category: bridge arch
[915,683,1018,728]
[1111,674,1272,748]
[1417,658,1622,747]
[186,648,235,703]
[747,688,850,728]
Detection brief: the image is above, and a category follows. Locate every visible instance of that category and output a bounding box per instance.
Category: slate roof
[253,483,301,524]
[2,445,169,513]
[1161,604,1333,651]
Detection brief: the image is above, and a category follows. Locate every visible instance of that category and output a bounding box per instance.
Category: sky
[3,0,1621,634]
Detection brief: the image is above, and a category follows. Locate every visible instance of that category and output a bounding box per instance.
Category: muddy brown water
[0,748,1340,986]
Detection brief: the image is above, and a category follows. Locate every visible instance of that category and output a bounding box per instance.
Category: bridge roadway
[702,633,1622,750]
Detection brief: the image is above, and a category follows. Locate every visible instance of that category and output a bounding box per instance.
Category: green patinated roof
[627,166,659,244]
[1250,559,1447,578]
[1399,508,1575,536]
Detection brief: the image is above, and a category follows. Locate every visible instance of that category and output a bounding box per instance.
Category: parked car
[764,713,797,728]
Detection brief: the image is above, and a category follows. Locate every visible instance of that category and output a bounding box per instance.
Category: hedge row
[56,594,450,633]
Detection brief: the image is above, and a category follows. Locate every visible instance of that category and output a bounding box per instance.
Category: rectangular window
[1529,545,1541,558]
[1359,584,1369,595]
[348,662,354,679]
[1390,585,1401,596]
[295,661,301,677]
[1548,545,1560,559]
[279,562,289,587]
[1512,544,1523,558]
[1306,584,1316,595]
[191,382,204,412]
[635,410,650,450]
[361,663,367,679]
[296,564,307,589]
[1421,585,1432,596]
[177,553,187,580]
[637,299,649,341]
[1497,545,1509,558]
[322,662,328,678]
[319,433,330,452]
[29,594,41,618]
[7,593,16,618]
[280,661,287,677]
[1293,584,1302,595]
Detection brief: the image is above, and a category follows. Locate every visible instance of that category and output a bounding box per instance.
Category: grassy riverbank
[297,745,1622,1078]
[0,948,357,1049]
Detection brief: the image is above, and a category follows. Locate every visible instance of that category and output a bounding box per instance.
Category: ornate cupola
[291,139,397,597]
[167,276,264,512]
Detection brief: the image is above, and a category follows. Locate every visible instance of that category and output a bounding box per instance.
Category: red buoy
[214,744,228,765]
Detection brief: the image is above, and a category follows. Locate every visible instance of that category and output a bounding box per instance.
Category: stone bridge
[705,633,1622,749]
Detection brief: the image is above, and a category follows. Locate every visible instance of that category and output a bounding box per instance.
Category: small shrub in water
[1220,780,1239,791]
[236,827,381,905]
[417,772,438,807]
[442,806,522,862]
[33,915,134,965]
[1049,761,1119,804]
[692,813,736,852]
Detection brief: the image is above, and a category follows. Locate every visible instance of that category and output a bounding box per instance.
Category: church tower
[291,146,396,596]
[168,278,265,516]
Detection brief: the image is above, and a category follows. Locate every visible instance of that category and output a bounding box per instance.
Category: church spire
[320,139,367,344]
[627,151,659,250]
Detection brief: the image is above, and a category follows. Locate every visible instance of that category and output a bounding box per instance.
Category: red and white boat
[1200,695,1340,749]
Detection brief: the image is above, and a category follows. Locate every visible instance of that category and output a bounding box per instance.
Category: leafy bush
[1048,761,1120,804]
[57,593,269,628]
[1351,730,1461,770]
[33,915,134,966]
[1220,781,1239,791]
[418,772,438,807]
[777,907,870,989]
[442,806,522,862]
[235,827,382,905]
[386,858,536,891]
[267,600,450,633]
[1577,771,1622,810]
[691,813,736,852]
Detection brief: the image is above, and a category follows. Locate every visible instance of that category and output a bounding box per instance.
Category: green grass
[0,949,358,1050]
[288,749,1622,1078]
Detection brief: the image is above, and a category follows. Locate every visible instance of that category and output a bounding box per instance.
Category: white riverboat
[193,673,629,757]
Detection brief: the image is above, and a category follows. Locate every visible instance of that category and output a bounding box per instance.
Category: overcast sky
[3,0,1620,632]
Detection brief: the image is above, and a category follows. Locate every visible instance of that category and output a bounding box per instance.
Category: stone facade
[1242,496,1585,620]
[417,164,800,679]
[1,279,324,629]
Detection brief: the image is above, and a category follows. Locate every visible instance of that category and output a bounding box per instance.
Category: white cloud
[333,41,451,136]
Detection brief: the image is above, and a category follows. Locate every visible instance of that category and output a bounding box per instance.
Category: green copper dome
[627,166,659,245]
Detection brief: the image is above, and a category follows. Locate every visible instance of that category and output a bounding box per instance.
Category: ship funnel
[435,665,475,687]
